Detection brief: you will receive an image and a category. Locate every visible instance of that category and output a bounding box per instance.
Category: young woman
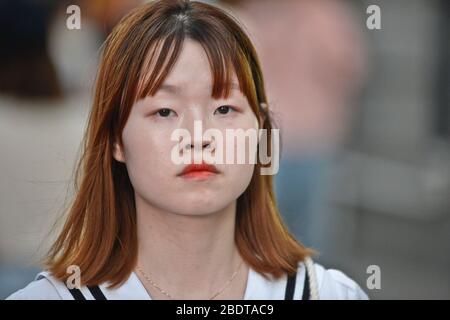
[7,0,368,300]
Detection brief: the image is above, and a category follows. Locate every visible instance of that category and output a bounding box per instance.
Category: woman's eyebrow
[158,82,240,95]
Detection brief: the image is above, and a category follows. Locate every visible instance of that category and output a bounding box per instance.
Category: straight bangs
[128,15,260,121]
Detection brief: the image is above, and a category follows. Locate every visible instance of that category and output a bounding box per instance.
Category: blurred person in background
[0,1,62,99]
[0,0,142,298]
[0,0,86,298]
[50,0,144,94]
[0,0,141,298]
[217,0,368,254]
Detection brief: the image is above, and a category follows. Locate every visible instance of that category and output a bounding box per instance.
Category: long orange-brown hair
[45,0,314,288]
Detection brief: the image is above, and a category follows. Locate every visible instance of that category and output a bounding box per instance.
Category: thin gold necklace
[136,260,244,300]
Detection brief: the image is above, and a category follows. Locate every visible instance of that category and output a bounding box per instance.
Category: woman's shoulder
[307,261,369,300]
[6,271,65,300]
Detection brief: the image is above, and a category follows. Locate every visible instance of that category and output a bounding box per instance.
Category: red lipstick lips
[178,162,220,180]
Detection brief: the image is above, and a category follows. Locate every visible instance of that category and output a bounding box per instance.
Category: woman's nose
[181,108,214,151]
[184,138,212,151]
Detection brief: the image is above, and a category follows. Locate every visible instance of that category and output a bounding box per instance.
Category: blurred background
[0,0,449,299]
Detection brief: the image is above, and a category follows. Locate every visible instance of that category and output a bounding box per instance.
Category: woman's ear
[113,141,126,163]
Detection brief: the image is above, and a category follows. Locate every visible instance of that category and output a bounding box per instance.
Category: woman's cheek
[225,163,255,201]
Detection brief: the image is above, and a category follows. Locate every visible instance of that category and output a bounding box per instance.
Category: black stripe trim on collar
[87,285,107,300]
[284,267,311,300]
[67,285,107,300]
[68,288,86,300]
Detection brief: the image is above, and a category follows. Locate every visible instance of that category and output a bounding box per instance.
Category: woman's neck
[134,194,247,299]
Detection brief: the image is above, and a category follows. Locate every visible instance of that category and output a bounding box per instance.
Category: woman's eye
[214,105,235,115]
[155,108,175,117]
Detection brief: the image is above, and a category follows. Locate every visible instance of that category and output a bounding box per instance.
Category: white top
[6,261,369,300]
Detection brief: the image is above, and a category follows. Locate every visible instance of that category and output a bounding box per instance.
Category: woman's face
[113,39,259,216]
